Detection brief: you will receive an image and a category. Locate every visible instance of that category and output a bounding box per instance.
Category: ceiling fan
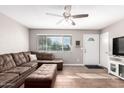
[46,5,89,26]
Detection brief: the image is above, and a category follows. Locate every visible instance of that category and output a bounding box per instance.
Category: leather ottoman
[24,64,57,88]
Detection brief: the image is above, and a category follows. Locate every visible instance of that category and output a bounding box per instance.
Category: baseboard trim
[63,64,84,66]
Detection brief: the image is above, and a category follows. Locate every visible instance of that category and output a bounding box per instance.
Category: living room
[1,2,124,91]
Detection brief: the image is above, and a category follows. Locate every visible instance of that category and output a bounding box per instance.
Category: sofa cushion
[0,73,19,87]
[12,53,26,66]
[5,67,31,75]
[0,55,4,72]
[21,62,37,68]
[0,54,16,72]
[31,51,55,60]
[12,53,22,66]
[23,52,31,62]
[18,53,27,63]
[38,53,55,60]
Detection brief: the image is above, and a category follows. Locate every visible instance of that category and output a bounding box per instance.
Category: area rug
[85,65,103,69]
[76,73,118,80]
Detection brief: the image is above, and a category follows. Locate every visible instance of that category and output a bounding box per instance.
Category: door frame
[100,32,109,68]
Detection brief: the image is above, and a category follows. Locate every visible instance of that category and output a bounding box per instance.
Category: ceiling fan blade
[70,19,76,26]
[46,13,63,17]
[56,18,64,24]
[72,14,88,19]
[64,5,71,13]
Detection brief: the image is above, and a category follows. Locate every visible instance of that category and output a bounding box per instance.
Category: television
[113,36,124,56]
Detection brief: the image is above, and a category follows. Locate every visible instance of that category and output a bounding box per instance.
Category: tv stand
[109,56,124,80]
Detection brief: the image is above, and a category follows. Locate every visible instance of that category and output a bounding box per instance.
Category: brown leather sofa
[0,51,63,88]
[0,52,37,88]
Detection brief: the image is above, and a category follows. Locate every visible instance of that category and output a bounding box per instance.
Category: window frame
[37,34,72,52]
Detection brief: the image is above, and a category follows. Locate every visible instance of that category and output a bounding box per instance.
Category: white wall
[0,13,29,54]
[101,19,124,55]
[29,29,99,65]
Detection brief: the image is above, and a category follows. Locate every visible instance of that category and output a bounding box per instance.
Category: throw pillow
[29,54,37,61]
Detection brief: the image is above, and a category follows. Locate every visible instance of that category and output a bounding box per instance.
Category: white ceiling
[0,5,124,30]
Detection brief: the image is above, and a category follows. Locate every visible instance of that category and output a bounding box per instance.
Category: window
[47,36,63,51]
[38,35,72,51]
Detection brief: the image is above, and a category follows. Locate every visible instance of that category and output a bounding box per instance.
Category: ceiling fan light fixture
[46,5,88,26]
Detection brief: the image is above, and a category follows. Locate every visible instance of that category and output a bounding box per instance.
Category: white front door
[100,32,109,68]
[83,34,99,65]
